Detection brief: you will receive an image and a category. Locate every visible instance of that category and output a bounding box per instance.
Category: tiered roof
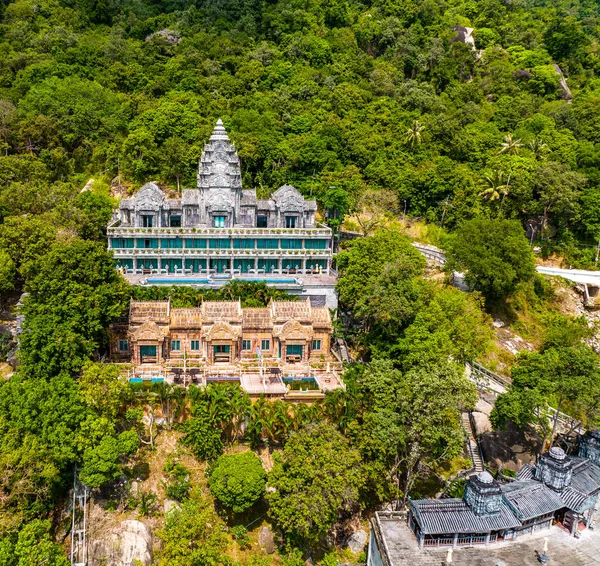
[129,300,170,324]
[242,308,273,329]
[202,300,242,322]
[127,298,330,329]
[170,308,202,328]
[271,300,312,322]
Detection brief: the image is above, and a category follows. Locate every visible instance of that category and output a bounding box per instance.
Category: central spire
[209,118,230,142]
[197,118,242,190]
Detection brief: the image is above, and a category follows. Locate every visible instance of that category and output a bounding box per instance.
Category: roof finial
[216,118,223,126]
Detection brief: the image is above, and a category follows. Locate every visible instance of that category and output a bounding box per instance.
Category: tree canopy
[267,423,363,542]
[445,218,536,306]
[208,451,267,513]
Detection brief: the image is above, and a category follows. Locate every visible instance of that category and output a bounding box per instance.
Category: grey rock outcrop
[552,64,573,101]
[89,520,153,566]
[475,399,494,416]
[346,529,367,553]
[259,525,275,554]
[472,411,492,437]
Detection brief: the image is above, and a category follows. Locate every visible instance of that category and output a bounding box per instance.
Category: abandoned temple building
[107,119,333,278]
[110,298,344,399]
[368,434,600,564]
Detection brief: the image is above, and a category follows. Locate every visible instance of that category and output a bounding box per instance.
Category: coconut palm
[499,133,522,155]
[529,136,548,160]
[479,171,511,216]
[405,120,424,149]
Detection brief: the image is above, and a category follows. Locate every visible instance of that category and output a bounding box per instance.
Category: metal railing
[110,248,332,257]
[108,226,332,237]
[412,242,447,265]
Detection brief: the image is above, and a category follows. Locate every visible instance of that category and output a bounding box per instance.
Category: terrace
[121,358,345,399]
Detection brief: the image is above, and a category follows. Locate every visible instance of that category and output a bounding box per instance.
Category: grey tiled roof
[560,486,595,512]
[409,499,521,535]
[501,480,564,520]
[571,458,600,496]
[516,464,535,480]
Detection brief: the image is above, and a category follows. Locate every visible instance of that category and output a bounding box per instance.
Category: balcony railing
[108,225,332,237]
[111,248,332,257]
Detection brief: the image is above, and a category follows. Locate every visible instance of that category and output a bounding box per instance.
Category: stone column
[485,532,490,545]
[453,533,458,548]
[418,532,424,548]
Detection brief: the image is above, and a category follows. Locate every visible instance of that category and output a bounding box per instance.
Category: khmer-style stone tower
[534,446,573,491]
[578,430,600,465]
[463,471,504,515]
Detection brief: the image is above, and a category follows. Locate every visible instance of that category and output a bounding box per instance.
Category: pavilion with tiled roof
[406,442,600,549]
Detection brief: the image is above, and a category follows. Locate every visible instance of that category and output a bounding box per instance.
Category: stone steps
[462,412,484,472]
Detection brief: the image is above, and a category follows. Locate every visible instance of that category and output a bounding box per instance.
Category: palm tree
[529,136,547,160]
[499,133,522,155]
[291,403,317,430]
[405,120,424,149]
[480,171,511,216]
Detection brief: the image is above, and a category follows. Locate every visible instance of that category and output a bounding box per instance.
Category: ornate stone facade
[108,120,333,276]
[111,298,333,366]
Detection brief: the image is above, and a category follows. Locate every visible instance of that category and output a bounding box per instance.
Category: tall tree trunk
[550,399,563,447]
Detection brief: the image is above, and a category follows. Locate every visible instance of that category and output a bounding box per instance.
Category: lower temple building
[368,437,600,562]
[112,298,333,365]
[110,298,344,397]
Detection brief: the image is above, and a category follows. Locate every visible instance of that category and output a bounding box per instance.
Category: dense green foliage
[267,423,363,542]
[208,451,266,513]
[131,279,296,308]
[0,0,599,264]
[445,217,536,305]
[1,0,599,558]
[492,317,600,446]
[337,229,493,360]
[155,490,229,566]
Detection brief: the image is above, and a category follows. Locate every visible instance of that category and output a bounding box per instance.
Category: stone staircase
[462,412,484,472]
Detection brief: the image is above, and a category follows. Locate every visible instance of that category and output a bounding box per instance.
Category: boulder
[89,520,152,566]
[164,499,180,515]
[475,399,494,416]
[346,529,367,554]
[472,412,492,437]
[259,525,275,554]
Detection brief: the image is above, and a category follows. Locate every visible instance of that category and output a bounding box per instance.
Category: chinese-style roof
[560,486,594,512]
[570,457,600,496]
[170,308,202,328]
[271,300,311,321]
[202,300,242,321]
[516,463,535,480]
[409,498,520,535]
[242,308,272,329]
[501,480,564,520]
[130,300,170,323]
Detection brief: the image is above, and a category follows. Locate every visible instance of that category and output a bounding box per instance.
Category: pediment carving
[272,185,305,212]
[207,321,240,341]
[134,183,165,211]
[207,190,234,212]
[277,320,313,341]
[131,320,166,342]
